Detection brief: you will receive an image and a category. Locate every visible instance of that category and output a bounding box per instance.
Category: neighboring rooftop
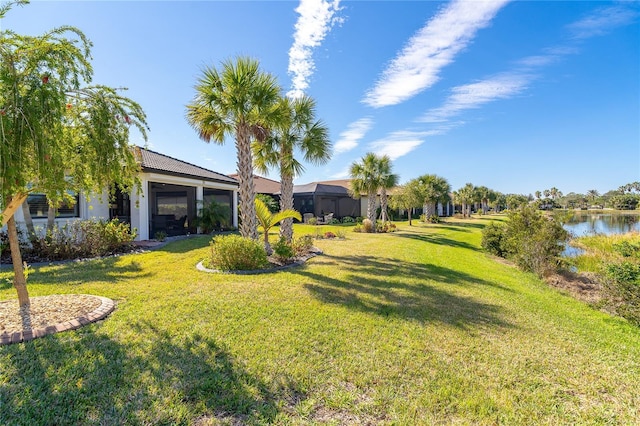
[229,174,281,195]
[291,181,352,196]
[135,146,237,185]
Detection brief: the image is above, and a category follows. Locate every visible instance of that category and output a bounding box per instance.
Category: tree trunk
[279,168,294,243]
[236,124,258,240]
[367,193,376,231]
[47,205,56,234]
[425,201,436,219]
[21,200,37,241]
[380,187,388,225]
[408,208,413,226]
[7,215,30,308]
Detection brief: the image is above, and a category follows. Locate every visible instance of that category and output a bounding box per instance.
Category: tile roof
[135,147,237,185]
[229,174,281,195]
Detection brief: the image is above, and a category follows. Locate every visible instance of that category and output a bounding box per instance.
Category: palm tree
[186,57,281,240]
[253,95,331,242]
[377,156,399,225]
[255,198,301,255]
[415,174,451,219]
[456,183,475,218]
[349,153,384,226]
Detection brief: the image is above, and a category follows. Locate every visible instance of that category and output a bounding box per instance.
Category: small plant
[292,234,314,256]
[329,218,341,224]
[335,229,346,239]
[353,224,362,233]
[154,231,167,242]
[324,231,336,239]
[209,234,268,271]
[355,216,364,224]
[272,236,295,263]
[362,219,374,233]
[341,216,355,223]
[427,214,441,223]
[307,217,318,226]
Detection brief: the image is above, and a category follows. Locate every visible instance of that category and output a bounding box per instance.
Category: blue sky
[4,0,639,196]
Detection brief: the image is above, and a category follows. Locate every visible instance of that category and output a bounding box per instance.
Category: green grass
[570,232,640,273]
[1,218,639,425]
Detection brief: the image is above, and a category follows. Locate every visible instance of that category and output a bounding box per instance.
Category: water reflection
[564,212,640,237]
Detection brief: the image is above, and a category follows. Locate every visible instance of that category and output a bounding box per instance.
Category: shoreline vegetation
[1,218,639,424]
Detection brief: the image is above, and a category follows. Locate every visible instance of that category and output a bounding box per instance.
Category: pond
[564,212,640,237]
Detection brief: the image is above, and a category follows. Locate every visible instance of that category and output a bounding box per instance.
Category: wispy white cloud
[568,4,639,40]
[362,0,510,108]
[368,130,435,160]
[421,72,531,123]
[330,166,350,179]
[334,117,373,154]
[287,0,342,99]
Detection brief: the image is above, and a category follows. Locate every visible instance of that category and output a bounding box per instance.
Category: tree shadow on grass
[0,321,287,424]
[295,254,514,330]
[5,256,155,288]
[389,228,479,251]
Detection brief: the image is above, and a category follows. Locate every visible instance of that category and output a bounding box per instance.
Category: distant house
[290,179,361,220]
[7,147,239,241]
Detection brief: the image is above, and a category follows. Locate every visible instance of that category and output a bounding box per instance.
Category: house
[290,179,361,220]
[7,147,239,241]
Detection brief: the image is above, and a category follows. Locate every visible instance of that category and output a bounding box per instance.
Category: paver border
[0,295,115,346]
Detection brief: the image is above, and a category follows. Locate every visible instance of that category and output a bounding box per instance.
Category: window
[26,193,80,219]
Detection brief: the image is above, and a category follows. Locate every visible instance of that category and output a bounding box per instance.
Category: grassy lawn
[1,218,639,425]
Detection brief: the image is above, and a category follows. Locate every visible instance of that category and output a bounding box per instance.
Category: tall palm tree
[456,183,475,218]
[253,95,331,242]
[349,153,384,226]
[587,189,599,204]
[414,174,451,219]
[377,156,399,225]
[186,57,281,240]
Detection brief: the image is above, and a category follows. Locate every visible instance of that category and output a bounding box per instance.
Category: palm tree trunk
[21,200,36,241]
[47,205,56,234]
[367,193,376,228]
[380,187,388,225]
[408,208,413,226]
[279,170,294,243]
[7,215,30,308]
[236,124,258,240]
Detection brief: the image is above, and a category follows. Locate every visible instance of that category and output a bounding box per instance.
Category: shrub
[329,218,341,225]
[355,216,364,224]
[154,231,167,242]
[324,231,336,239]
[362,219,374,233]
[335,229,346,239]
[495,206,569,276]
[604,261,640,325]
[26,219,135,261]
[209,234,268,271]
[307,217,318,226]
[292,234,314,256]
[272,236,295,263]
[481,221,506,257]
[341,216,354,223]
[427,214,441,223]
[353,224,362,233]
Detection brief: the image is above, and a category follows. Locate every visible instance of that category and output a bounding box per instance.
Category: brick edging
[0,295,115,346]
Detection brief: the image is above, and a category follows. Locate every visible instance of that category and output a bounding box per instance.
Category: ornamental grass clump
[209,234,268,271]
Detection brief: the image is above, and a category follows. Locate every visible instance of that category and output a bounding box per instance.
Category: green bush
[487,206,568,276]
[341,216,355,223]
[27,219,135,261]
[481,221,506,257]
[604,261,640,325]
[272,236,295,263]
[329,218,341,224]
[307,217,318,226]
[209,234,268,271]
[353,224,362,233]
